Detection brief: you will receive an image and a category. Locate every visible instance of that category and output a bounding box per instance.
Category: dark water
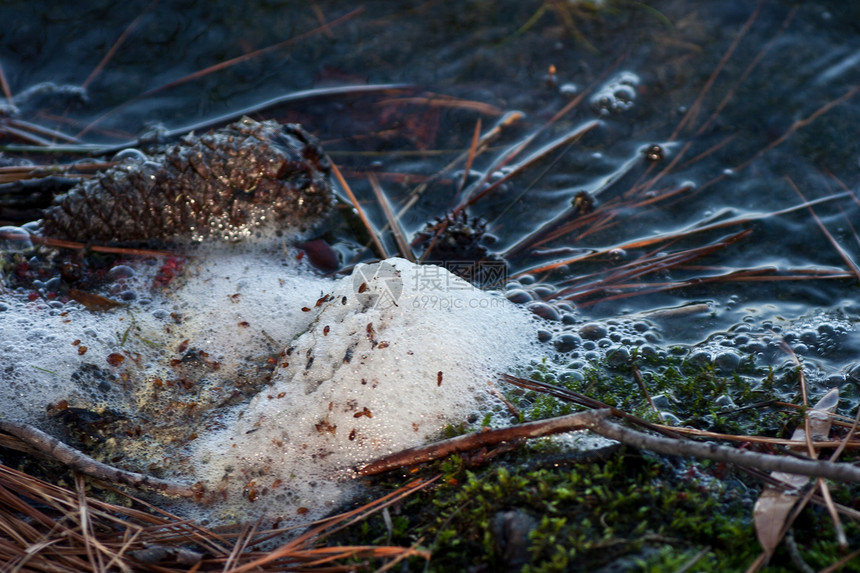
[3,1,860,387]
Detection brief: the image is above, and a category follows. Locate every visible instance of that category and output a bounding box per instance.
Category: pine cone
[42,117,333,243]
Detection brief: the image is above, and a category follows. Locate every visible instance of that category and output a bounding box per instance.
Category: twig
[459,119,600,208]
[648,425,860,449]
[0,229,181,258]
[398,111,523,219]
[228,478,435,572]
[0,420,196,497]
[784,530,815,573]
[3,118,83,144]
[377,94,503,116]
[356,412,595,476]
[501,373,683,438]
[76,473,111,573]
[0,123,54,146]
[442,55,620,216]
[674,546,711,573]
[590,412,860,483]
[695,5,797,136]
[733,85,860,174]
[460,119,482,194]
[2,84,411,157]
[357,409,860,484]
[513,191,854,279]
[818,546,860,573]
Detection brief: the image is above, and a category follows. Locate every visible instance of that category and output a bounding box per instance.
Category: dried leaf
[68,288,124,311]
[752,387,839,559]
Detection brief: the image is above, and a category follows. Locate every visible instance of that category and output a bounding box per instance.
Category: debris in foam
[0,251,539,527]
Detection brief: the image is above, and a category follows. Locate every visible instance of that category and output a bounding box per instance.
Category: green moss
[336,444,860,571]
[327,348,860,570]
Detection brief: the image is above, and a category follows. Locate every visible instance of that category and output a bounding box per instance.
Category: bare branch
[357,411,596,476]
[357,409,860,484]
[0,420,197,497]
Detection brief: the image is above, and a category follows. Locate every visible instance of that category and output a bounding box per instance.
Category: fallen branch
[356,412,594,475]
[0,419,197,497]
[356,409,860,484]
[585,411,860,483]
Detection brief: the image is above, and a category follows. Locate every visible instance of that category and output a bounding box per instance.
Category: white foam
[0,252,539,525]
[0,245,327,424]
[191,258,539,523]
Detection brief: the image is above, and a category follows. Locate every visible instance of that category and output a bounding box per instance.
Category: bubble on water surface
[0,226,33,253]
[590,71,640,114]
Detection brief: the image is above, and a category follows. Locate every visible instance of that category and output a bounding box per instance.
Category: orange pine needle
[377,94,504,116]
[81,0,158,89]
[0,60,14,106]
[460,118,482,193]
[330,160,389,259]
[369,171,414,261]
[671,0,763,139]
[786,177,860,283]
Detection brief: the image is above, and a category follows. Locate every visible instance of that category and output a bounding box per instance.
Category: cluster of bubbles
[504,271,859,417]
[505,275,662,369]
[589,71,640,115]
[0,225,33,253]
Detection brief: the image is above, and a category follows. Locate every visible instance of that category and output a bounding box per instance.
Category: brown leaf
[752,387,839,560]
[68,288,124,311]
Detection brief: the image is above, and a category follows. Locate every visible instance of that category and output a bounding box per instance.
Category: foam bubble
[0,250,538,525]
[0,245,329,425]
[191,258,539,523]
[0,225,33,253]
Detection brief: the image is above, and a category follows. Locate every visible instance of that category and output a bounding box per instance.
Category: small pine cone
[42,117,333,243]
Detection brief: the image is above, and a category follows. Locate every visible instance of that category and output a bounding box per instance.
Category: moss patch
[329,349,860,571]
